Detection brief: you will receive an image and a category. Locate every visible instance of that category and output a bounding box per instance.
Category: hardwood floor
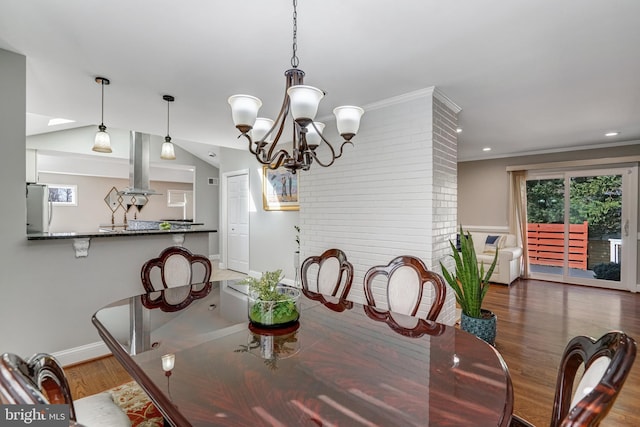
[65,278,640,426]
[485,279,640,426]
[65,355,131,400]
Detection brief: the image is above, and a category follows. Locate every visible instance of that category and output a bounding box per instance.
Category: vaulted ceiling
[2,0,639,166]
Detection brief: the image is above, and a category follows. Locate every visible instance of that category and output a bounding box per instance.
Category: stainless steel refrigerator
[26,183,52,233]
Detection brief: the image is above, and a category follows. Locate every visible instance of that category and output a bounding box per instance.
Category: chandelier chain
[291,0,299,68]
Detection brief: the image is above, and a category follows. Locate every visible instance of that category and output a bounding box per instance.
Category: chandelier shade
[228,95,262,133]
[228,0,363,173]
[92,77,112,153]
[333,106,365,139]
[305,122,325,147]
[252,118,275,143]
[286,85,324,122]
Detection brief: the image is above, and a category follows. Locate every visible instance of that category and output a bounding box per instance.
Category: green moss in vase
[242,270,300,327]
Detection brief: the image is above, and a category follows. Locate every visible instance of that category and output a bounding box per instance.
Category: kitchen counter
[27,226,216,240]
[27,226,217,257]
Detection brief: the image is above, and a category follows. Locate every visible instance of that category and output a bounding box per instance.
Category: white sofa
[463,230,523,285]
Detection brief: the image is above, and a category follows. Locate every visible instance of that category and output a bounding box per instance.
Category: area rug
[108,381,164,427]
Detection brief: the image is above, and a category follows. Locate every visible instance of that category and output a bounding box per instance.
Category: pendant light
[161,95,176,160]
[92,77,112,153]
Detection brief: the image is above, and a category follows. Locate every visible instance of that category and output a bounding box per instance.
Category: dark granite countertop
[27,227,217,240]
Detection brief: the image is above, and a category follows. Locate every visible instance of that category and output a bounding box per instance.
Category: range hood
[118,131,161,196]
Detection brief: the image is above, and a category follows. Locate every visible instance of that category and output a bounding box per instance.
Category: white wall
[218,147,300,280]
[219,89,460,325]
[0,48,210,362]
[299,88,459,325]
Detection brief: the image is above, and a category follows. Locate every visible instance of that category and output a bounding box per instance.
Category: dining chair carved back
[511,331,636,427]
[141,246,213,312]
[300,248,354,312]
[363,255,447,337]
[0,352,130,426]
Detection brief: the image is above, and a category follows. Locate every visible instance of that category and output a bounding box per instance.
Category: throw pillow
[483,235,503,254]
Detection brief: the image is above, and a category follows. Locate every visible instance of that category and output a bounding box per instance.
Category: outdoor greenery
[242,270,299,325]
[440,227,497,319]
[526,175,622,238]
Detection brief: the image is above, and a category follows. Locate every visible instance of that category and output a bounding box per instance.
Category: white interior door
[226,173,249,273]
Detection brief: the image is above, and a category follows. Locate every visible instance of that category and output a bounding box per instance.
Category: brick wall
[299,87,460,325]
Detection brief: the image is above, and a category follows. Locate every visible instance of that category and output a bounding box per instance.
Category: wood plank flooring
[65,278,640,426]
[484,279,640,426]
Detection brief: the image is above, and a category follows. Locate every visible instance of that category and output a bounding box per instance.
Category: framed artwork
[47,184,77,206]
[262,166,299,211]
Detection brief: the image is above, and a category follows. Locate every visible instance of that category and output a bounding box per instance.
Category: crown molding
[362,86,461,114]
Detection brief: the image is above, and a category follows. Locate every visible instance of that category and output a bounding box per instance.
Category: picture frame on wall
[47,184,77,206]
[262,166,299,211]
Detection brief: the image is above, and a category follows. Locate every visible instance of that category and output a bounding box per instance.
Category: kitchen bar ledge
[27,227,217,257]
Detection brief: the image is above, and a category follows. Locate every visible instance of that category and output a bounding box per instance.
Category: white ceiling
[2,0,640,165]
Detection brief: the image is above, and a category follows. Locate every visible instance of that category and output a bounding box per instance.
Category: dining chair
[511,331,636,427]
[140,245,213,312]
[300,248,354,312]
[0,352,131,426]
[363,255,447,337]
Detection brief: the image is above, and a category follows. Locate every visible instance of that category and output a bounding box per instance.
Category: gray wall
[0,48,210,361]
[458,144,640,285]
[458,145,640,227]
[218,147,300,280]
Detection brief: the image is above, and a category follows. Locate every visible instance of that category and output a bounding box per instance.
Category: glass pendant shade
[93,128,112,153]
[161,353,175,371]
[161,140,176,160]
[252,118,275,142]
[305,122,325,146]
[333,106,365,138]
[286,85,324,121]
[228,95,262,129]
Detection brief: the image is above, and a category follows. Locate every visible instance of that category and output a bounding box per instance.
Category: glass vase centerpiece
[242,270,301,328]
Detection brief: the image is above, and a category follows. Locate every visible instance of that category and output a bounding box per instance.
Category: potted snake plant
[440,226,498,345]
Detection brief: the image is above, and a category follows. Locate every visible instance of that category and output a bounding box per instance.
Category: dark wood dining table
[92,280,513,426]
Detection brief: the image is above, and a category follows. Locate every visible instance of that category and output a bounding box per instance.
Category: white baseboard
[53,341,110,367]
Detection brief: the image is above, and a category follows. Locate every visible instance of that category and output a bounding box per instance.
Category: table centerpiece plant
[242,269,301,328]
[440,226,499,345]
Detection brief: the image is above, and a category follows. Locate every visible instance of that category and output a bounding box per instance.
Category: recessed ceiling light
[456,128,462,133]
[605,131,620,137]
[48,118,75,126]
[208,151,217,158]
[482,147,491,152]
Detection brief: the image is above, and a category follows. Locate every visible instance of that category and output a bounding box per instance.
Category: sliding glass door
[526,166,637,291]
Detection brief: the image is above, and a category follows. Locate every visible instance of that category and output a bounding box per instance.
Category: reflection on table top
[92,280,513,427]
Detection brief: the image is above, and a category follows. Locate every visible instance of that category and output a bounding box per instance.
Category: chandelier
[228,0,364,173]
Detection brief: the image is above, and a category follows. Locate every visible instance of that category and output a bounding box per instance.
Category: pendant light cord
[100,80,105,126]
[166,99,170,137]
[291,0,299,68]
